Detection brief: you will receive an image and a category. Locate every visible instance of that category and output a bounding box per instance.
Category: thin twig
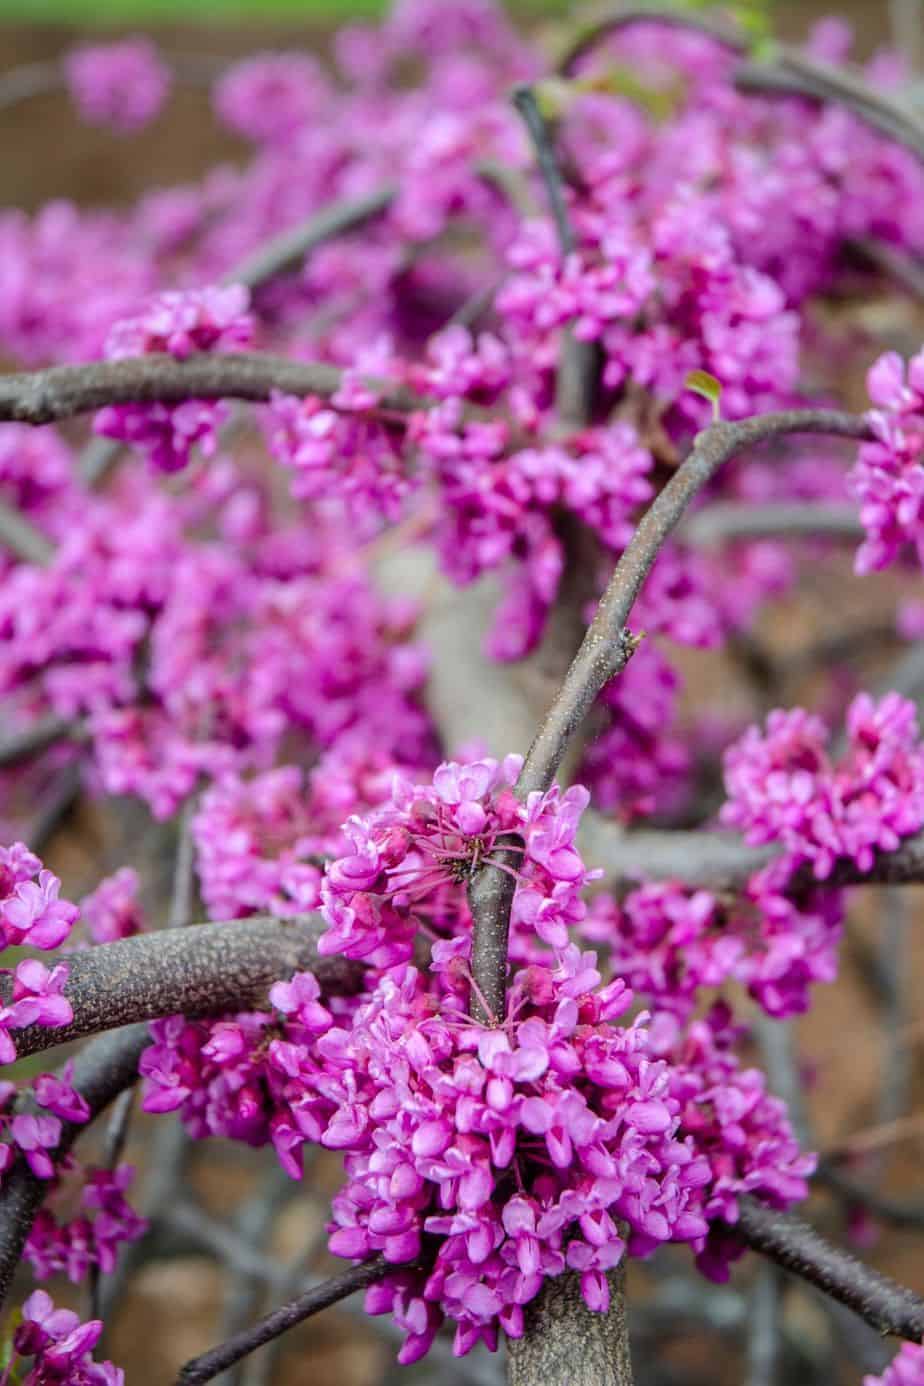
[0,51,229,115]
[815,1162,924,1229]
[88,1087,137,1320]
[175,1257,395,1386]
[216,1165,301,1386]
[511,85,575,255]
[735,1197,924,1340]
[168,797,199,930]
[229,185,397,292]
[25,760,83,852]
[511,84,600,430]
[98,1116,193,1334]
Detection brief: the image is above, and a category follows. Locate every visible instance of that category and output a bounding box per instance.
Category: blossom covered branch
[5,913,364,1059]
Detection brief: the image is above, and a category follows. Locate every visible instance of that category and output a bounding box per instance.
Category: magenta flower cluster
[64,38,170,134]
[319,755,596,969]
[722,691,924,880]
[320,955,711,1360]
[0,846,78,1064]
[849,350,924,573]
[9,1289,123,1386]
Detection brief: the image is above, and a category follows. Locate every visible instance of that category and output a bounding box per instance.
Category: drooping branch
[735,54,924,161]
[175,1256,394,1386]
[516,410,871,800]
[735,1196,924,1340]
[8,913,364,1058]
[556,5,745,74]
[0,1023,151,1310]
[0,353,427,428]
[555,6,924,161]
[222,185,397,291]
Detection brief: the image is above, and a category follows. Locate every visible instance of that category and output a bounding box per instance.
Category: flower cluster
[0,847,77,1064]
[95,285,254,472]
[8,1290,123,1386]
[2,0,921,1368]
[579,643,690,821]
[78,869,145,945]
[193,744,428,922]
[1,843,78,951]
[268,377,412,529]
[25,1165,146,1285]
[322,956,710,1359]
[0,962,71,1068]
[319,953,811,1359]
[139,969,335,1181]
[64,38,170,133]
[0,1060,87,1184]
[214,54,332,146]
[721,692,924,879]
[319,756,596,970]
[849,349,924,573]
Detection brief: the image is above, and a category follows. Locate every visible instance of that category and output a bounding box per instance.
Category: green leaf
[685,370,723,422]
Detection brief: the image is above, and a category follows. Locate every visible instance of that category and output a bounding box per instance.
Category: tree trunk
[507,1265,633,1386]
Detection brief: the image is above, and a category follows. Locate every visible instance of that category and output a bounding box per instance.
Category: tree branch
[735,1196,924,1340]
[175,1257,394,1386]
[507,1261,633,1386]
[226,185,397,292]
[0,353,426,428]
[556,5,745,75]
[0,713,81,768]
[516,410,870,799]
[583,819,924,894]
[684,501,863,548]
[7,913,364,1058]
[0,1023,151,1310]
[555,6,924,161]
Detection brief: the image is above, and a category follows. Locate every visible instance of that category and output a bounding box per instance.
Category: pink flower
[64,38,169,132]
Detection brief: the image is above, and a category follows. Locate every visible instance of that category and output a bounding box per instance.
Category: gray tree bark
[508,1265,633,1386]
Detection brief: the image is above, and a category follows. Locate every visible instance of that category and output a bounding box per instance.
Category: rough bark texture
[0,352,426,425]
[0,1024,151,1310]
[507,1265,633,1386]
[9,913,364,1058]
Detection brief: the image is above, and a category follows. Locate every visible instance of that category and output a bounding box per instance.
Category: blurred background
[2,3,923,1386]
